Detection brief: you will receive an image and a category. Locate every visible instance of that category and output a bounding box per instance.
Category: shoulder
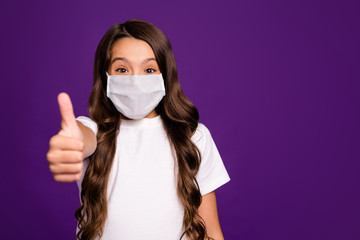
[191,122,217,153]
[192,123,209,142]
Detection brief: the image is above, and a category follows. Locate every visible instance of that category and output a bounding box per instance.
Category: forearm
[198,191,225,240]
[77,121,97,158]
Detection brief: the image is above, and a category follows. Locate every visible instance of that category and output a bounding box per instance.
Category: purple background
[0,0,359,239]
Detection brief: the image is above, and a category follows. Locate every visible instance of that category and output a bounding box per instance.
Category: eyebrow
[111,57,156,65]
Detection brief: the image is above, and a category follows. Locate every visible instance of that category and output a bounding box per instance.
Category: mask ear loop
[105,72,111,98]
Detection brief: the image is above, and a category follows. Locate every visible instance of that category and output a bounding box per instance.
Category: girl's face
[108,37,162,119]
[108,37,161,75]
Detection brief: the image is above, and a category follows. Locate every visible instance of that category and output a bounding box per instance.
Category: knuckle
[49,164,57,173]
[47,151,59,163]
[46,152,52,161]
[53,174,61,182]
[49,136,57,147]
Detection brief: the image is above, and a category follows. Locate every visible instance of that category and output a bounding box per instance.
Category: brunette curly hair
[75,19,209,240]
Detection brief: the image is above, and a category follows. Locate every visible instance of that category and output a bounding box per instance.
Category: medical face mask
[106,72,166,120]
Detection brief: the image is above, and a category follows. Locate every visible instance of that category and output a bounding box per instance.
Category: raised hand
[47,93,85,182]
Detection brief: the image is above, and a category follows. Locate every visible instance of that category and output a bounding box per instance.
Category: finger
[49,134,84,151]
[53,173,82,183]
[58,92,77,131]
[47,150,84,164]
[49,162,83,174]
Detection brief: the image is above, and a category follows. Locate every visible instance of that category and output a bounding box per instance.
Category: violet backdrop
[0,0,359,239]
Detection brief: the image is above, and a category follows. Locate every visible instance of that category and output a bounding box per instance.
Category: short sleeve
[192,123,230,196]
[76,116,98,136]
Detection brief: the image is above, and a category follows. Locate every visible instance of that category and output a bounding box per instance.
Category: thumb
[58,92,77,132]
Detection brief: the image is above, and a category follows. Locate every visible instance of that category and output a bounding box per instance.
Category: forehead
[110,37,155,60]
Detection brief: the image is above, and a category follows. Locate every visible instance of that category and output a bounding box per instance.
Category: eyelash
[115,68,157,73]
[116,68,128,73]
[145,68,156,73]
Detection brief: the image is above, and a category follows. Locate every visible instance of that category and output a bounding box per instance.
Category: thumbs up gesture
[47,93,85,182]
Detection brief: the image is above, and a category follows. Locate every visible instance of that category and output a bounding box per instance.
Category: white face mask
[106,72,166,120]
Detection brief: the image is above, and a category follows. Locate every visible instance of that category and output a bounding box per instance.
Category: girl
[47,19,230,240]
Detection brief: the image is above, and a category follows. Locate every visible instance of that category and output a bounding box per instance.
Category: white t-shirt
[75,115,230,240]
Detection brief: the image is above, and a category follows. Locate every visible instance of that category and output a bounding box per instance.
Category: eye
[116,68,128,73]
[145,68,156,74]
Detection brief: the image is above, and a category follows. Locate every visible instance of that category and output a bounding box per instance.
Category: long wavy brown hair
[75,19,209,240]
